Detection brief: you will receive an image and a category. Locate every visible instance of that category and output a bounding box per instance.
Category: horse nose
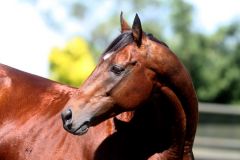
[61,109,73,130]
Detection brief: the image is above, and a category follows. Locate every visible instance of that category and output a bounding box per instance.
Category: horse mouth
[73,121,90,135]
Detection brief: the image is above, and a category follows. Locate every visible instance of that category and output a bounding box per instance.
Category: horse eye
[110,65,125,75]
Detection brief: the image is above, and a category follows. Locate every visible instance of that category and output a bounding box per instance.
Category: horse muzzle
[61,108,90,135]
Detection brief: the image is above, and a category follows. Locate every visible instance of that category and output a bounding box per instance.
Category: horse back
[0,63,74,123]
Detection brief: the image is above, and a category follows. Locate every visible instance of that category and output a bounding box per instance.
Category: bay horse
[0,13,198,160]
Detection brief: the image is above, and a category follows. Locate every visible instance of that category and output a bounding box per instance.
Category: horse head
[61,14,198,159]
[61,14,154,135]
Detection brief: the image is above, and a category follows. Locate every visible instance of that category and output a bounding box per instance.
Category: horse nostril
[65,109,72,120]
[61,109,73,130]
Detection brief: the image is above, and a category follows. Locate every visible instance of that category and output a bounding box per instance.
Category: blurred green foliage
[168,0,240,104]
[49,37,95,87]
[48,0,240,104]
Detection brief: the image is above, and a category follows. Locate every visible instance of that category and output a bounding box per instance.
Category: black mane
[102,31,168,56]
[102,31,134,56]
[146,33,168,48]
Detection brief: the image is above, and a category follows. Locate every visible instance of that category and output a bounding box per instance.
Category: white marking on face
[103,52,113,60]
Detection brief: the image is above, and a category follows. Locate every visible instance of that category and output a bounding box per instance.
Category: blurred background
[0,0,239,159]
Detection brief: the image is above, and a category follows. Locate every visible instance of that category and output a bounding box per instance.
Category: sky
[187,0,240,33]
[0,0,239,78]
[0,0,64,78]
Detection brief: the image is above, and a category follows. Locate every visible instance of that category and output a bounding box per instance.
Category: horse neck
[152,48,199,151]
[166,57,198,150]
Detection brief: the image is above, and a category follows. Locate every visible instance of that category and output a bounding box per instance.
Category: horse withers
[0,13,198,160]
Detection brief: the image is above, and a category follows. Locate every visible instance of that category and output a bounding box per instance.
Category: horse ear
[120,12,130,33]
[132,13,142,47]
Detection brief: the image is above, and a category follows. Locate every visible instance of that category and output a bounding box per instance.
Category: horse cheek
[118,75,153,110]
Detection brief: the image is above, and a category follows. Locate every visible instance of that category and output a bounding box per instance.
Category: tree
[49,37,95,87]
[165,0,240,104]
